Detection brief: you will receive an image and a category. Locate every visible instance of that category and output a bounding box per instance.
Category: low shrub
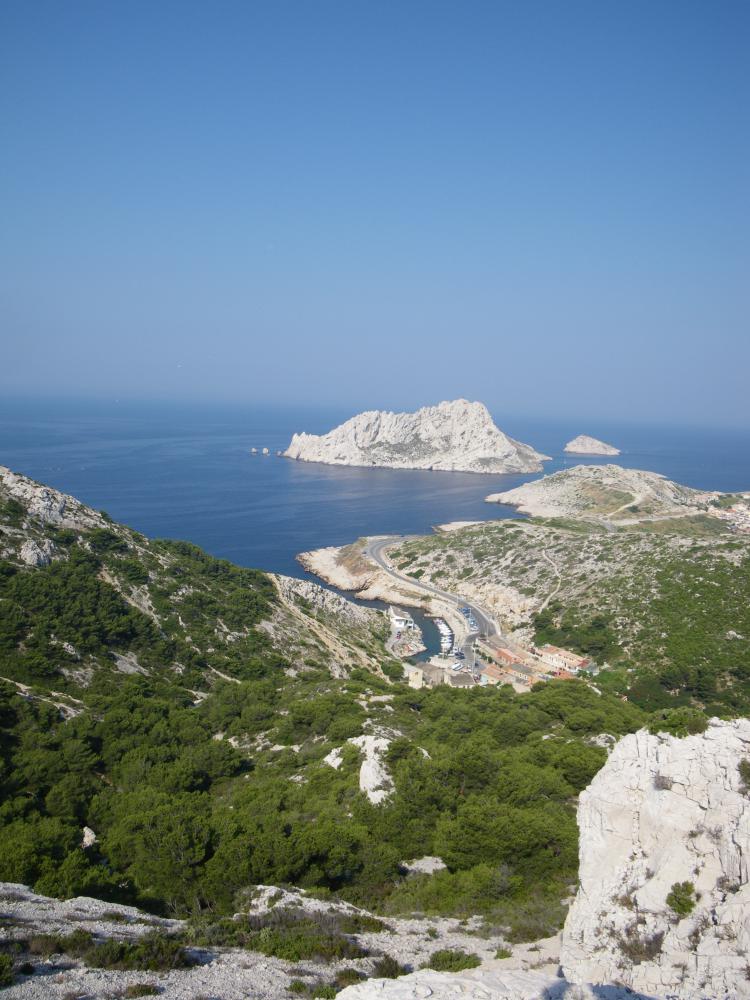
[618,926,665,964]
[666,881,697,917]
[335,967,365,987]
[0,953,14,987]
[371,954,408,978]
[495,947,512,959]
[26,929,190,971]
[123,986,160,998]
[188,909,367,963]
[424,949,481,972]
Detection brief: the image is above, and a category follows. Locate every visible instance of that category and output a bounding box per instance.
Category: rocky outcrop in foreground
[339,719,750,1000]
[562,718,750,998]
[564,434,620,455]
[284,400,550,474]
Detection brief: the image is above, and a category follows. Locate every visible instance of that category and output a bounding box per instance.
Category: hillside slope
[0,466,649,945]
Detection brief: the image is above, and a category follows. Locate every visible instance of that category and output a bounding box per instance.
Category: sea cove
[1,400,749,580]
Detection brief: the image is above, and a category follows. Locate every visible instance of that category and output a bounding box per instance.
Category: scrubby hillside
[389,498,750,715]
[0,467,653,947]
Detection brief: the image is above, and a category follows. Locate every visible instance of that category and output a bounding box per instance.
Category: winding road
[363,535,518,659]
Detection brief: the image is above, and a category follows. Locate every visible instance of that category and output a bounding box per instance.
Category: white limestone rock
[81,826,97,849]
[561,718,750,998]
[284,400,550,474]
[0,465,106,531]
[400,855,447,876]
[564,434,621,456]
[274,573,379,629]
[322,733,394,804]
[336,968,639,999]
[19,538,55,566]
[350,733,394,805]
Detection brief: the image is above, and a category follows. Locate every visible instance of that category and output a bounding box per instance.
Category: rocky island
[564,433,620,455]
[283,399,550,474]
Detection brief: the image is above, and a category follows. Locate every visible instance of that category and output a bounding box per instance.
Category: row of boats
[435,617,463,657]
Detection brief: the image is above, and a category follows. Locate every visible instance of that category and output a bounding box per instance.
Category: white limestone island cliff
[564,433,620,455]
[283,399,550,474]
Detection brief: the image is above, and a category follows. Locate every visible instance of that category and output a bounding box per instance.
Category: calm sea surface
[1,399,749,581]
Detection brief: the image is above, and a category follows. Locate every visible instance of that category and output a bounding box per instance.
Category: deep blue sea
[1,399,749,582]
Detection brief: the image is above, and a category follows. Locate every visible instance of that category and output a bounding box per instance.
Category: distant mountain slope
[284,399,550,473]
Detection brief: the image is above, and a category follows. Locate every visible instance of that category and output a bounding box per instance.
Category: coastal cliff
[283,399,550,474]
[564,434,620,455]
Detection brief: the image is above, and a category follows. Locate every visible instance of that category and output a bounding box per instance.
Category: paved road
[363,535,510,662]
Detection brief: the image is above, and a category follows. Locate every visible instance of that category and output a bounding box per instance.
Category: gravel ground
[0,882,517,1000]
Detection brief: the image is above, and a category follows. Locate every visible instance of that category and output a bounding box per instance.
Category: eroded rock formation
[284,400,550,474]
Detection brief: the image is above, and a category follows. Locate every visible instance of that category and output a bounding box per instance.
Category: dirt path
[539,549,563,611]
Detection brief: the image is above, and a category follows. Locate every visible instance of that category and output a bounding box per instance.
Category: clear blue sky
[1,1,748,426]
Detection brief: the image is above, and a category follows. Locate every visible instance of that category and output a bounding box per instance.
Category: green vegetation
[27,929,191,970]
[424,948,481,972]
[739,759,750,794]
[392,514,750,717]
[371,954,409,977]
[0,473,745,953]
[666,881,697,917]
[0,953,13,987]
[187,910,368,961]
[533,601,618,661]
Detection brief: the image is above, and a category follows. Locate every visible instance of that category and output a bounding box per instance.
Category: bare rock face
[561,719,750,998]
[336,968,638,999]
[283,400,550,474]
[0,465,105,531]
[274,573,378,629]
[19,538,55,566]
[564,434,620,456]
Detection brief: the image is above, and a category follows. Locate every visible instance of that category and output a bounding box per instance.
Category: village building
[405,662,446,689]
[535,643,590,673]
[478,662,508,686]
[405,664,424,688]
[389,606,416,631]
[445,670,475,688]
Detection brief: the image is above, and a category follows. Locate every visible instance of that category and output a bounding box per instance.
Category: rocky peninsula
[486,463,712,521]
[564,433,620,455]
[283,399,550,474]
